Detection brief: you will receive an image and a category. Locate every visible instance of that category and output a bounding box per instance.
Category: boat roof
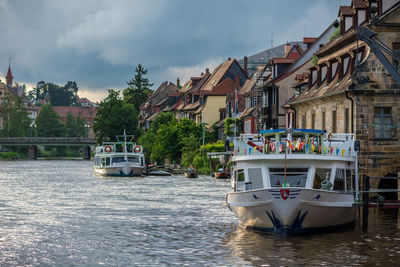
[260,129,324,134]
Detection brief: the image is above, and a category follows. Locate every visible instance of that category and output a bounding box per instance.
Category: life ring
[104,146,112,153]
[134,146,141,153]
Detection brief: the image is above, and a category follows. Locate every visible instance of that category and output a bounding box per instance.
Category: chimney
[244,56,248,77]
[176,77,180,87]
[206,68,209,74]
[284,43,291,57]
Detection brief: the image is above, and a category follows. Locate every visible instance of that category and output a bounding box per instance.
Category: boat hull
[184,172,198,178]
[94,162,144,177]
[214,172,230,179]
[226,188,356,234]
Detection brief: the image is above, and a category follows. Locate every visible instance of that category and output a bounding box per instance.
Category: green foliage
[0,93,31,137]
[0,151,21,160]
[36,104,65,137]
[139,112,175,162]
[123,64,154,113]
[180,135,201,167]
[140,113,204,165]
[192,155,211,174]
[311,55,319,67]
[30,81,79,106]
[201,141,225,153]
[224,117,240,136]
[65,113,86,137]
[93,89,139,144]
[329,26,340,41]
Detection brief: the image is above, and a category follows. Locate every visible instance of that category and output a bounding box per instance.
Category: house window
[342,56,350,76]
[332,110,337,133]
[322,110,326,130]
[393,42,400,72]
[344,108,349,133]
[373,107,393,139]
[311,69,317,85]
[321,65,327,83]
[302,114,306,129]
[331,61,338,79]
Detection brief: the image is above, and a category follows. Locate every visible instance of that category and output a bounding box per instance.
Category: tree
[123,64,154,112]
[139,112,175,162]
[93,89,139,144]
[0,93,31,137]
[65,113,86,137]
[36,104,65,137]
[30,81,79,106]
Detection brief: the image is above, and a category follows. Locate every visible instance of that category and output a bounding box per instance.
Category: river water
[0,160,399,266]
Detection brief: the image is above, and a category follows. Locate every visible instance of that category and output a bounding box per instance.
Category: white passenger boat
[226,129,360,235]
[94,131,145,177]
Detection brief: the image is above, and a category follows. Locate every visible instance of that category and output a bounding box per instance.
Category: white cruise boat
[226,129,360,235]
[94,131,145,177]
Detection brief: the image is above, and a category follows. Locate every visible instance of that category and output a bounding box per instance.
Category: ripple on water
[0,160,400,266]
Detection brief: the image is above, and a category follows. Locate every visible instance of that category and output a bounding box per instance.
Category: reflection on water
[0,160,399,266]
[225,207,400,266]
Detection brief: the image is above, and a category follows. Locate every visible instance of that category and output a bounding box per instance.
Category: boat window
[247,168,263,190]
[234,169,245,192]
[314,168,331,189]
[334,169,345,191]
[106,157,111,166]
[128,157,140,163]
[269,168,308,187]
[346,169,355,192]
[101,158,106,166]
[112,157,127,164]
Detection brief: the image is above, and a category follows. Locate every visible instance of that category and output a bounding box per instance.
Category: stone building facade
[290,0,400,192]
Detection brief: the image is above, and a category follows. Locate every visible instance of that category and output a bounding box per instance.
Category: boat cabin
[231,129,358,196]
[94,143,144,168]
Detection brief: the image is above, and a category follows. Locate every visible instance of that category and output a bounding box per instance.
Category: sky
[0,0,350,102]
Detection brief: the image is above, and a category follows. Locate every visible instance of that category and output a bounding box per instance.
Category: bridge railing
[0,137,97,145]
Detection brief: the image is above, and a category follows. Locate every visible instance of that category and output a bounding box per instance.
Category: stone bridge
[0,137,97,160]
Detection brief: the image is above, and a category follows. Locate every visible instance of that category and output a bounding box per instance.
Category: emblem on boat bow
[280,189,290,200]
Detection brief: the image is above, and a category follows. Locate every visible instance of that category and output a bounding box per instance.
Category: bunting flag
[235,149,237,156]
[278,143,283,152]
[324,146,327,154]
[336,148,340,155]
[306,143,309,152]
[245,148,247,155]
[312,136,315,144]
[312,144,315,152]
[330,147,334,155]
[249,148,252,155]
[342,149,345,157]
[318,146,322,154]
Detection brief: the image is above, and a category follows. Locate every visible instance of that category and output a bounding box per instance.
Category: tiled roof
[6,66,13,80]
[290,72,352,105]
[239,107,255,118]
[183,101,200,111]
[338,6,353,16]
[352,0,366,9]
[240,77,256,95]
[200,78,234,96]
[270,58,297,64]
[201,59,235,91]
[171,98,185,110]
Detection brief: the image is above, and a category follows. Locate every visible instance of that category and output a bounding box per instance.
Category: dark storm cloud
[0,0,349,101]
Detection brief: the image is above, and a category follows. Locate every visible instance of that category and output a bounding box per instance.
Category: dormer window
[344,15,352,32]
[331,61,339,80]
[357,9,366,25]
[342,56,351,76]
[321,65,327,84]
[311,69,318,86]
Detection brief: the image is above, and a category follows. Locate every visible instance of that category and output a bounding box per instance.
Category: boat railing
[95,142,143,154]
[233,133,357,158]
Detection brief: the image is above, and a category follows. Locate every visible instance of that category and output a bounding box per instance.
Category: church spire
[6,59,13,86]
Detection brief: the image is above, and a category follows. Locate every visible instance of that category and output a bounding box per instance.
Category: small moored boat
[94,130,145,177]
[214,168,230,179]
[184,168,198,178]
[226,129,360,235]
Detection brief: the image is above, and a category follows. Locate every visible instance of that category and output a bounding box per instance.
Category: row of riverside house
[140,0,399,193]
